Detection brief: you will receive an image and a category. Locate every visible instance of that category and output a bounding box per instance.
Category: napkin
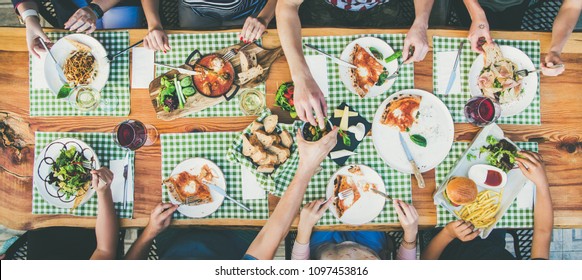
[109,157,134,203]
[516,180,535,209]
[131,47,155,89]
[241,166,266,200]
[435,51,462,95]
[305,55,329,96]
[31,53,49,90]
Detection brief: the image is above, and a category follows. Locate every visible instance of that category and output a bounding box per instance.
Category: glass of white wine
[239,88,266,115]
[68,85,101,112]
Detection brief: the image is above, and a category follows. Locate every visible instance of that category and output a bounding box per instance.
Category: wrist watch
[18,9,39,25]
[88,2,104,19]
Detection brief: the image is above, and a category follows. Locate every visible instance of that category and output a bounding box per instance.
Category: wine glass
[113,120,159,151]
[68,85,101,112]
[464,96,501,127]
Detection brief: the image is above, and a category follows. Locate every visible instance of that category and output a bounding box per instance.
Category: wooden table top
[0,27,580,231]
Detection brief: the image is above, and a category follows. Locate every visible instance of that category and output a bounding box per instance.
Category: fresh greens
[339,129,351,146]
[275,82,297,118]
[479,135,520,172]
[369,47,383,60]
[385,50,402,63]
[182,86,196,96]
[57,84,72,99]
[376,68,388,86]
[47,146,92,199]
[410,134,427,147]
[157,75,195,112]
[180,76,193,87]
[466,153,477,161]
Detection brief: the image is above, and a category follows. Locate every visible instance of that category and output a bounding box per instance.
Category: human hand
[297,126,338,171]
[144,203,178,238]
[91,167,114,194]
[403,23,429,64]
[293,77,328,129]
[25,18,51,58]
[516,151,549,188]
[541,51,565,76]
[64,6,98,34]
[239,16,268,43]
[444,220,480,242]
[298,199,333,231]
[393,199,419,240]
[143,27,171,52]
[468,21,492,54]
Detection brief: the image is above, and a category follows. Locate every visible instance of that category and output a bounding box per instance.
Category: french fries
[454,190,502,228]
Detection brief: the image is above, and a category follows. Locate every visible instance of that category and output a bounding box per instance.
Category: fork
[385,64,402,80]
[222,40,255,61]
[180,196,196,206]
[337,188,354,200]
[515,68,541,77]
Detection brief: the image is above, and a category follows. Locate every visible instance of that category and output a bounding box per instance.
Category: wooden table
[1,27,581,231]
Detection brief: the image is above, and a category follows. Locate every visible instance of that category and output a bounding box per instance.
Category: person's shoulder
[242,254,258,260]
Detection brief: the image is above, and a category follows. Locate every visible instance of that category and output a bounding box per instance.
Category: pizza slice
[333,174,361,218]
[351,44,385,97]
[163,170,213,206]
[381,95,422,132]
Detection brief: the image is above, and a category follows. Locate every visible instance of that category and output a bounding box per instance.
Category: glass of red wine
[464,96,501,127]
[113,120,159,150]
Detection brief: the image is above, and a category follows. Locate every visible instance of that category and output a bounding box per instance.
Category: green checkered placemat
[155,33,265,118]
[161,133,269,220]
[435,142,538,228]
[29,31,130,116]
[432,36,541,125]
[302,33,414,120]
[33,132,134,218]
[273,133,412,226]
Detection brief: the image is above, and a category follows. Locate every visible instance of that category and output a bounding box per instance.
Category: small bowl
[468,164,508,190]
[301,120,333,142]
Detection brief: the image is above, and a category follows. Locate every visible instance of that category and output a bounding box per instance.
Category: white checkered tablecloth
[29,31,130,116]
[433,36,541,125]
[33,132,134,218]
[161,133,269,220]
[155,33,265,118]
[273,126,412,226]
[435,142,538,228]
[302,33,414,120]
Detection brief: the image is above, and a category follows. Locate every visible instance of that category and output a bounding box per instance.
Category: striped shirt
[325,0,390,11]
[183,0,267,20]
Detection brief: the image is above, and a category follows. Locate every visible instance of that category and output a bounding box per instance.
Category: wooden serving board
[149,43,284,120]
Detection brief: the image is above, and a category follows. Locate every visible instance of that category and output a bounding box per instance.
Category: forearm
[246,162,313,259]
[276,0,312,82]
[141,0,163,30]
[531,182,553,259]
[257,0,277,25]
[91,0,120,13]
[463,0,487,22]
[91,189,119,260]
[15,1,37,13]
[549,0,582,54]
[420,230,454,260]
[412,0,434,27]
[124,229,156,260]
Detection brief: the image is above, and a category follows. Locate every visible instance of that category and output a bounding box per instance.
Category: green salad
[47,146,92,199]
[479,135,521,172]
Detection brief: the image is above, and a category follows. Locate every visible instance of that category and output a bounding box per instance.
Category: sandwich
[444,176,478,207]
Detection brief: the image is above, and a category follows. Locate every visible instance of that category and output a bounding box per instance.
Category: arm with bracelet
[64,0,121,33]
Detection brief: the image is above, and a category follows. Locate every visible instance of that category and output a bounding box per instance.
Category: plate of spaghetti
[44,34,109,95]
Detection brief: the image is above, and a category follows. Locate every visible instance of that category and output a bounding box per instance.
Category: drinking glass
[463,96,501,127]
[239,88,266,116]
[113,120,159,150]
[68,85,101,112]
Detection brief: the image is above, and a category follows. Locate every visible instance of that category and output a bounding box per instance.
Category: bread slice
[249,120,264,133]
[255,129,276,148]
[250,148,268,163]
[258,152,278,166]
[279,130,293,148]
[257,164,274,173]
[241,134,257,157]
[267,144,291,164]
[263,115,278,134]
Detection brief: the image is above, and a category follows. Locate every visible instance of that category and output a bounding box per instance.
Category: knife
[371,188,394,201]
[304,43,357,69]
[38,38,72,97]
[444,41,464,95]
[203,180,252,212]
[154,63,201,76]
[122,151,130,209]
[398,133,425,188]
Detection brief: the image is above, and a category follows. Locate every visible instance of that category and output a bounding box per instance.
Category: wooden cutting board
[149,42,284,120]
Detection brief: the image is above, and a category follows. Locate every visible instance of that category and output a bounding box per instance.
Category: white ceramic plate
[468,45,537,117]
[44,34,110,95]
[339,37,399,98]
[372,89,454,173]
[326,164,386,225]
[432,123,533,238]
[33,138,100,209]
[167,158,226,218]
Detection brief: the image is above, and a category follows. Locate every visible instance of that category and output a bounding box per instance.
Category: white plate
[167,158,226,218]
[468,46,537,117]
[372,89,455,173]
[433,123,533,238]
[33,138,100,209]
[326,165,386,225]
[44,34,110,95]
[339,37,399,98]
